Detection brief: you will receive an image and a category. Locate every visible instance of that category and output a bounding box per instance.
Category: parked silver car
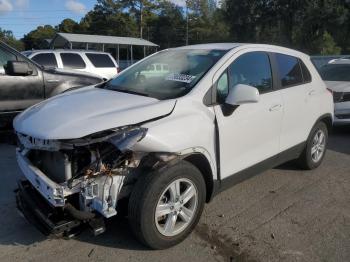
[320,58,350,125]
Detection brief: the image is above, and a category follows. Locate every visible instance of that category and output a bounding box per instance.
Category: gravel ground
[0,127,349,262]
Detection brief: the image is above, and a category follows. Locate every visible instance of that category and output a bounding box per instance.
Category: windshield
[319,64,350,81]
[102,49,227,100]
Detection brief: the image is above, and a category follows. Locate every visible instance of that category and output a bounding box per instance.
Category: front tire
[128,161,206,249]
[298,121,328,170]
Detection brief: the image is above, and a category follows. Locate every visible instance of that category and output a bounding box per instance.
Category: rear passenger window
[60,53,86,69]
[276,54,303,87]
[156,64,161,71]
[86,53,115,68]
[299,60,312,83]
[229,52,273,93]
[32,53,57,68]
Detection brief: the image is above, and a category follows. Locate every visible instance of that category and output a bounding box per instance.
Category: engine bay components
[16,126,147,218]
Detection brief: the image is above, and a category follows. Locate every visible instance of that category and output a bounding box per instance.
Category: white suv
[319,58,350,125]
[22,49,119,80]
[14,44,333,249]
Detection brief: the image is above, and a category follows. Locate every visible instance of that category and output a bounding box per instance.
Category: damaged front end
[15,126,148,236]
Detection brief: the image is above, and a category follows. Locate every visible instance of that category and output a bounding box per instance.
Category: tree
[56,18,79,33]
[223,0,349,54]
[312,31,341,55]
[151,1,185,48]
[186,0,229,44]
[78,0,138,37]
[22,25,56,50]
[121,0,158,38]
[0,28,24,51]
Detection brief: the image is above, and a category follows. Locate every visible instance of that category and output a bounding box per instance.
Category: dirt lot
[0,127,349,262]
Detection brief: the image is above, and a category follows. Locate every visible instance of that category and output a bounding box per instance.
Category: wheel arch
[317,113,333,133]
[183,153,214,203]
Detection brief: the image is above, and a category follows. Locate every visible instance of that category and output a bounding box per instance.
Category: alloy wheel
[154,178,198,237]
[311,129,326,163]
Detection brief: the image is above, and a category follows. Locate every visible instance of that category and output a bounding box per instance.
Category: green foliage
[313,31,341,55]
[1,0,348,54]
[0,28,24,51]
[77,0,138,37]
[22,25,56,50]
[223,0,350,54]
[56,19,79,33]
[150,1,185,48]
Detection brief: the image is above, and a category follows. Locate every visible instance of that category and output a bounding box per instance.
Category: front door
[0,45,44,114]
[214,51,283,179]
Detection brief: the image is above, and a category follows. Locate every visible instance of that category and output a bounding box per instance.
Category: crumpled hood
[325,81,350,93]
[14,87,176,140]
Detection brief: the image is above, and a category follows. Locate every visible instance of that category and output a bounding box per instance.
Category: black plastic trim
[211,141,306,198]
[15,180,82,236]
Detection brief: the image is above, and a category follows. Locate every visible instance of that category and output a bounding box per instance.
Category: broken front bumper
[15,180,82,236]
[16,149,80,207]
[16,180,106,237]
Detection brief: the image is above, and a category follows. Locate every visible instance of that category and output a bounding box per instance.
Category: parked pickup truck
[0,41,103,129]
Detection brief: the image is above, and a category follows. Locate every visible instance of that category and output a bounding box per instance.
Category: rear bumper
[15,180,82,236]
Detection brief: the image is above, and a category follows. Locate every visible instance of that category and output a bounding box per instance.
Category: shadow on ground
[328,126,350,155]
[0,126,348,258]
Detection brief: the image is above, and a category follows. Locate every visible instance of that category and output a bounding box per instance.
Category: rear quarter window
[60,53,86,69]
[86,53,115,68]
[276,53,303,87]
[300,60,312,83]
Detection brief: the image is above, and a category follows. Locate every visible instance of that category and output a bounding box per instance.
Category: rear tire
[128,160,206,249]
[297,121,328,170]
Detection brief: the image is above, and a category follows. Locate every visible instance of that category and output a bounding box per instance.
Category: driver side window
[216,52,273,104]
[0,47,16,75]
[228,52,272,94]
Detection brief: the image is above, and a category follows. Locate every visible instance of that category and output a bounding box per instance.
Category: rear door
[272,53,311,151]
[214,51,283,179]
[85,53,118,79]
[31,53,58,69]
[0,44,44,116]
[60,52,87,74]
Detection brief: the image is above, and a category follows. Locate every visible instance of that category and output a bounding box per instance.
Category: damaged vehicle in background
[14,43,333,249]
[0,41,103,130]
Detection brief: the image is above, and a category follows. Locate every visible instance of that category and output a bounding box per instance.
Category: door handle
[269,104,282,112]
[308,90,316,96]
[47,79,59,83]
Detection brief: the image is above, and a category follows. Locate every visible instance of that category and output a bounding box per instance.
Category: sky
[0,0,96,39]
[0,0,193,39]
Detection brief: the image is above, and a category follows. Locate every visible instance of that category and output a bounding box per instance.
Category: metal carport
[50,33,159,69]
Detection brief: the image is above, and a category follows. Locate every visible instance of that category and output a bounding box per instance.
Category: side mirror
[6,61,33,76]
[225,84,259,106]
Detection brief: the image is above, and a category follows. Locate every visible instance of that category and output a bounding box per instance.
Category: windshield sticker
[166,73,196,83]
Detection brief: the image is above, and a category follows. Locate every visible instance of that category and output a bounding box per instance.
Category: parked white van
[22,49,119,80]
[15,44,333,249]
